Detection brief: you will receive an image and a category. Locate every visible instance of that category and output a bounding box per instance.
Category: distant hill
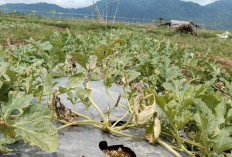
[205,0,232,13]
[81,0,209,20]
[77,0,232,30]
[0,0,232,30]
[0,3,77,13]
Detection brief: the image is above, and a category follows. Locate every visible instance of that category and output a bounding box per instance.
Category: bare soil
[103,148,132,157]
[209,54,232,69]
[48,24,68,31]
[1,39,29,46]
[196,51,232,69]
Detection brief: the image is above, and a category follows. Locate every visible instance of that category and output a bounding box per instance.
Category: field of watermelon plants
[0,15,232,157]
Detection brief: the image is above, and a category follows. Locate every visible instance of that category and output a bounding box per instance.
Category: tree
[29,10,36,16]
[59,12,63,19]
[159,17,164,24]
[50,10,56,18]
[32,10,36,16]
[5,8,9,14]
[12,9,16,17]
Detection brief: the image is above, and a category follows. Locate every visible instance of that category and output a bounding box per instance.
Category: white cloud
[0,0,101,8]
[182,0,218,5]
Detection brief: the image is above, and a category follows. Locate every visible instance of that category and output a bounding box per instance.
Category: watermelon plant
[0,28,231,156]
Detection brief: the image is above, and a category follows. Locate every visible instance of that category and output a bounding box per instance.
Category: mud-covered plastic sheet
[3,78,187,157]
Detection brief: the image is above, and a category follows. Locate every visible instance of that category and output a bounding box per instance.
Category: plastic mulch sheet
[3,78,187,157]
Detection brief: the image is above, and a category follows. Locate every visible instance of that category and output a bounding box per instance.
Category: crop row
[0,29,232,156]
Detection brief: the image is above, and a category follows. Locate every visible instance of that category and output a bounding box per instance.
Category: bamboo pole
[105,0,108,26]
[112,0,120,27]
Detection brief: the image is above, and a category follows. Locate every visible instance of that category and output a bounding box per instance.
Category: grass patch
[0,14,232,59]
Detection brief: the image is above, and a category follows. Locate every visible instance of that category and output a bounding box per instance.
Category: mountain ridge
[0,0,231,30]
[205,0,232,13]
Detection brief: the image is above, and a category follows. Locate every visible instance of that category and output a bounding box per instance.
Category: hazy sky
[182,0,218,5]
[0,0,219,8]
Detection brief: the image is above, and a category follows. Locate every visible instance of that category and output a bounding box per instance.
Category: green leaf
[35,86,43,103]
[192,98,232,154]
[193,84,209,98]
[163,79,185,93]
[227,154,232,157]
[0,83,10,102]
[193,99,218,138]
[53,49,66,64]
[126,71,141,83]
[0,121,16,138]
[12,104,58,152]
[67,91,75,104]
[145,118,161,143]
[0,81,3,88]
[39,41,53,51]
[104,75,113,88]
[225,126,232,134]
[80,87,91,97]
[94,44,114,63]
[202,94,221,111]
[66,73,85,89]
[212,128,232,152]
[166,66,183,81]
[40,69,54,96]
[111,39,126,47]
[145,122,155,143]
[174,110,192,129]
[5,69,19,86]
[71,52,89,70]
[90,72,100,81]
[74,87,91,109]
[214,101,227,125]
[52,39,63,48]
[0,138,15,153]
[226,108,232,122]
[156,94,177,121]
[58,86,73,95]
[159,57,183,82]
[43,86,54,96]
[2,93,33,120]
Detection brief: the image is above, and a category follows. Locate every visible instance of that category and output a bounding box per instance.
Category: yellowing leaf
[145,118,161,143]
[137,105,156,125]
[137,96,157,125]
[153,118,161,140]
